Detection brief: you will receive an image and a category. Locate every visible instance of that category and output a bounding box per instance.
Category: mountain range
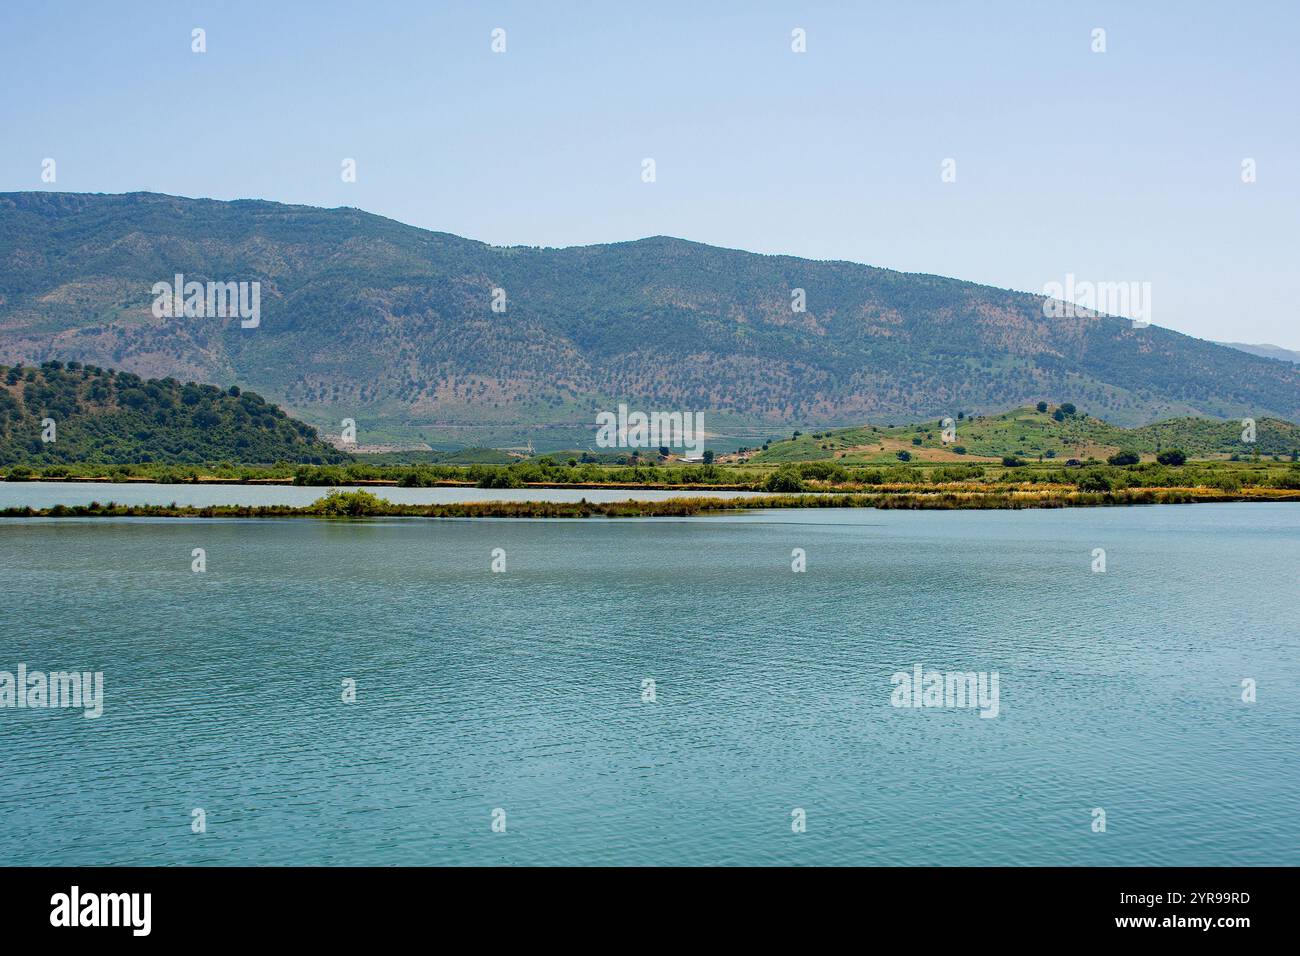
[2,191,1297,447]
[1216,342,1300,364]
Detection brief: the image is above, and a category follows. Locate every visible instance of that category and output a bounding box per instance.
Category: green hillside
[0,362,348,466]
[746,404,1300,464]
[1127,417,1300,457]
[355,447,516,465]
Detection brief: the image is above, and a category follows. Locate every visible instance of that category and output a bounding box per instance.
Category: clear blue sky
[3,1,1297,347]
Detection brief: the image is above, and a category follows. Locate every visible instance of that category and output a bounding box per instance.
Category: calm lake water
[0,503,1296,865]
[0,481,771,509]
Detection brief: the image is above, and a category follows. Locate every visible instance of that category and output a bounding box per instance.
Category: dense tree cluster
[0,362,347,465]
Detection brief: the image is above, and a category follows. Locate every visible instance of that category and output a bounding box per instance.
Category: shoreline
[3,486,1299,519]
[0,476,752,491]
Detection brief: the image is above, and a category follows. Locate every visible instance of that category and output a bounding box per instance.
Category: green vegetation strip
[8,457,1300,494]
[3,486,1299,521]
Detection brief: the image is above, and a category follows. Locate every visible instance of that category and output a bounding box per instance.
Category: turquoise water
[0,503,1296,865]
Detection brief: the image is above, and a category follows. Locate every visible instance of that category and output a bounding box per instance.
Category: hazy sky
[3,1,1297,347]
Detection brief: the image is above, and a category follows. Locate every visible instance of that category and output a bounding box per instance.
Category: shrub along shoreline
[5,457,1300,495]
[2,486,1299,521]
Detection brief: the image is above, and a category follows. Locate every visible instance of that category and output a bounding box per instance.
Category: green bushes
[763,466,806,493]
[1077,471,1112,492]
[1274,468,1300,490]
[478,470,524,489]
[796,461,848,484]
[305,490,388,516]
[930,465,986,482]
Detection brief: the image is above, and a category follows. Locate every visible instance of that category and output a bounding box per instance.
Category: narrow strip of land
[3,486,1298,520]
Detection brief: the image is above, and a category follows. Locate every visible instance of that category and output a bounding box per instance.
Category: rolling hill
[746,405,1300,464]
[2,191,1298,448]
[0,362,347,466]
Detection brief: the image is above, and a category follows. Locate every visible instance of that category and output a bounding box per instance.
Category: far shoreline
[0,476,753,491]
